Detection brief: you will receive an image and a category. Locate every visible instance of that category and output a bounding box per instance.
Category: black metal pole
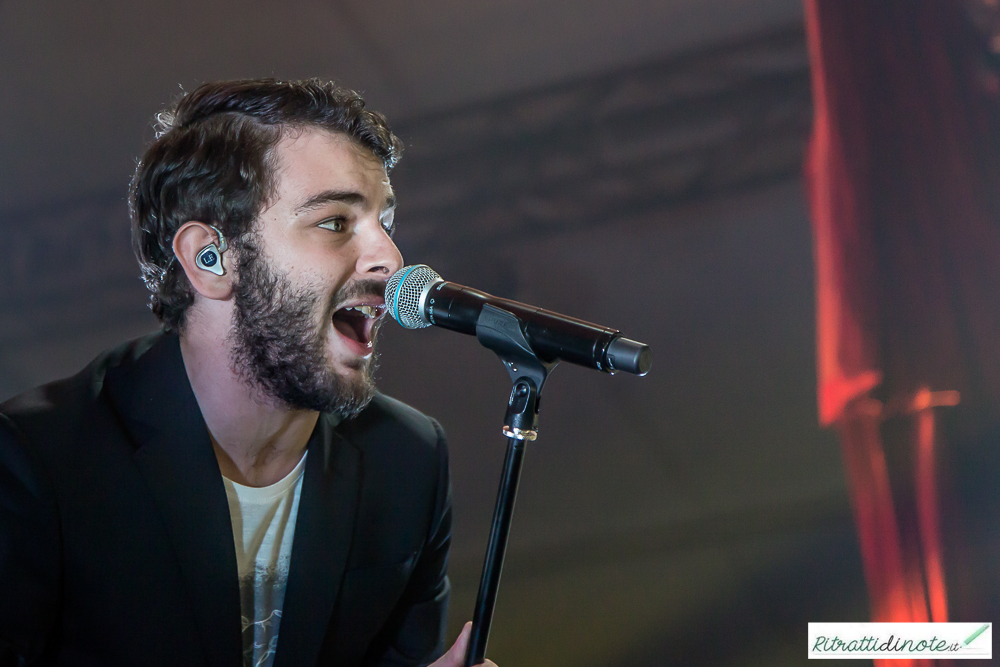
[464,435,526,666]
[463,307,552,666]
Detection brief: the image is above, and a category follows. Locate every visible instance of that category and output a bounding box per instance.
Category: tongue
[332,310,366,343]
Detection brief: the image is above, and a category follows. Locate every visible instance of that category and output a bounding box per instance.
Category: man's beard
[229,237,383,418]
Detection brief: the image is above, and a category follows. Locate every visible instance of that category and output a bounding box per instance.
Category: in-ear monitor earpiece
[195,224,228,276]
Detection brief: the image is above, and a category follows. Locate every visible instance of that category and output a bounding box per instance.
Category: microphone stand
[464,305,556,667]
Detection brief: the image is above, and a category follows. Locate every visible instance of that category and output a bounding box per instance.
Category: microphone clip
[475,304,556,440]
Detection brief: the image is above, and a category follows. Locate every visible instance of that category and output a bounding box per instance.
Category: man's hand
[431,622,498,667]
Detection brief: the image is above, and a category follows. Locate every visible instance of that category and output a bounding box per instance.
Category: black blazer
[0,332,451,667]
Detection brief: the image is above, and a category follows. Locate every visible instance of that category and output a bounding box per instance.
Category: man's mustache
[331,278,387,309]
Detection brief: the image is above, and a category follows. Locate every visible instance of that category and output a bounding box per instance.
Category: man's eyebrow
[295,190,367,213]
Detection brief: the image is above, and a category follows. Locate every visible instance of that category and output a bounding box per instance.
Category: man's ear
[173,221,234,300]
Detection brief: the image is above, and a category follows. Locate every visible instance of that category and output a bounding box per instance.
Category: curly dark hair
[129,78,403,331]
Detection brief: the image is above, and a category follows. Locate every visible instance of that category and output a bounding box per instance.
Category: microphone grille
[385,265,442,329]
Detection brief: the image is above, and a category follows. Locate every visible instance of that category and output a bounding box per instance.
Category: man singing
[0,78,495,667]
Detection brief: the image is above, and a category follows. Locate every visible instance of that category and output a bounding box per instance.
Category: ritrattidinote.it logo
[808,622,991,660]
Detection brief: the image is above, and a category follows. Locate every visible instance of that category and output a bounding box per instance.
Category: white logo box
[808,622,991,660]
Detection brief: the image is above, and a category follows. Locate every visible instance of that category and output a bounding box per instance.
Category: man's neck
[179,319,318,488]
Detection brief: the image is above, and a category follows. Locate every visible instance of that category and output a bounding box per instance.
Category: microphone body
[385,266,651,376]
[428,282,621,371]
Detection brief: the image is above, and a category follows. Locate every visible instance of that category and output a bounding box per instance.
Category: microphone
[384,265,651,376]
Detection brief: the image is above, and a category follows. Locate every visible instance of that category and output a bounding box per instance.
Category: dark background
[0,2,871,665]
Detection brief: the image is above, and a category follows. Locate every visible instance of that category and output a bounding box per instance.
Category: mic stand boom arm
[464,304,556,667]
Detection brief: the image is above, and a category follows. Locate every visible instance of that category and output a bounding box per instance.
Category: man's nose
[357,224,403,278]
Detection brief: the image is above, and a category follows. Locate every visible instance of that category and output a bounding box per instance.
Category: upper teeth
[346,305,380,318]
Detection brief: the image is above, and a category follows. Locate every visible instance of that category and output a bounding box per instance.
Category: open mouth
[331,302,386,354]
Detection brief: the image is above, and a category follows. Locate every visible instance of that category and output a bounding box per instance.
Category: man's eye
[318,217,344,232]
[381,210,396,237]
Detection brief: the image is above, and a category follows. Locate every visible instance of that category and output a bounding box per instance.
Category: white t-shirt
[222,453,307,667]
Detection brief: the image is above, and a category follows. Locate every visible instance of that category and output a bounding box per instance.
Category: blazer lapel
[104,333,242,667]
[274,413,362,667]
